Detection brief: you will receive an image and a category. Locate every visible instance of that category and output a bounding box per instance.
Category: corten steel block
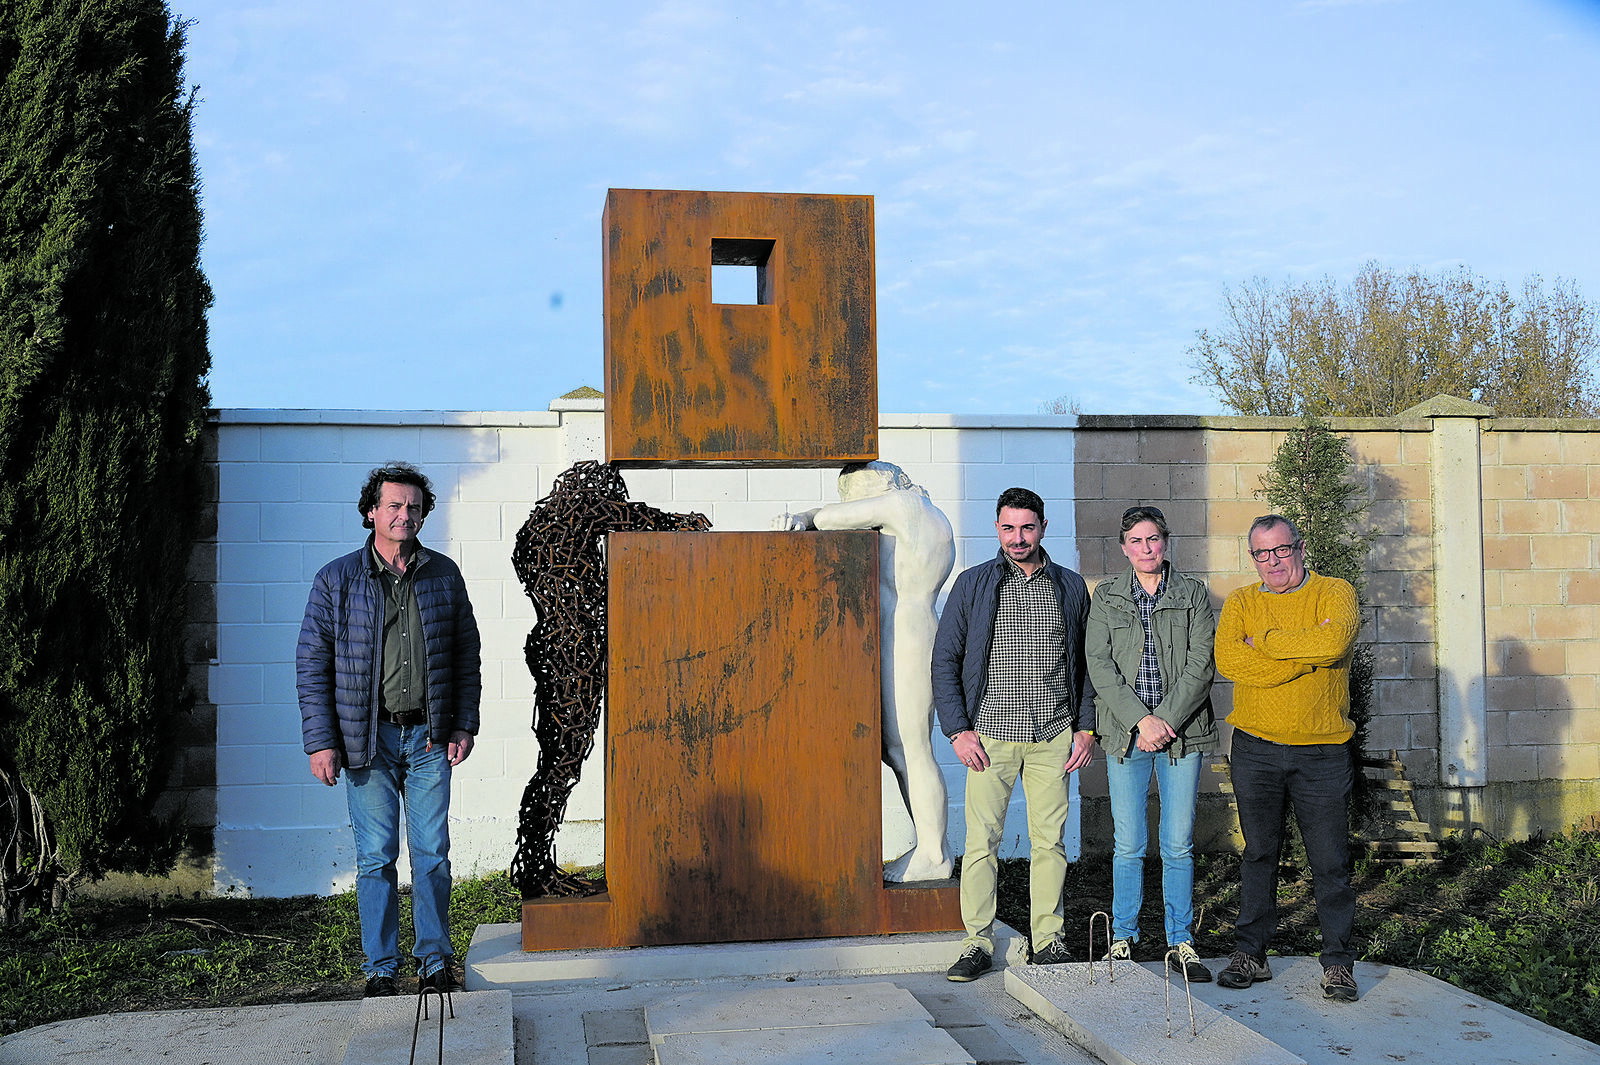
[607,530,880,944]
[515,530,959,951]
[602,188,878,466]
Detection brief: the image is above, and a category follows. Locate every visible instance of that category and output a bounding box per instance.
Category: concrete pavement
[3,924,1596,1065]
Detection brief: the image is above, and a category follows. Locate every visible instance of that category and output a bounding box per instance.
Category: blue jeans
[345,722,454,977]
[1106,748,1202,944]
[1230,729,1355,968]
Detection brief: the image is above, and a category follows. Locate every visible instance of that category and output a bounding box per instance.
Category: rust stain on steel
[507,460,709,899]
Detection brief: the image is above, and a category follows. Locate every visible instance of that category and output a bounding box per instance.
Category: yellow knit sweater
[1215,571,1360,746]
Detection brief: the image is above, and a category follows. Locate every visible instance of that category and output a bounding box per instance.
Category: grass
[0,870,522,1036]
[2,832,1598,1044]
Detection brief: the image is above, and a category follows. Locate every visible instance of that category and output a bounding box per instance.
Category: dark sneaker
[1031,939,1074,965]
[1100,938,1132,962]
[946,945,992,982]
[419,961,459,993]
[1322,964,1358,1002]
[1216,951,1272,989]
[364,974,399,998]
[1167,942,1213,983]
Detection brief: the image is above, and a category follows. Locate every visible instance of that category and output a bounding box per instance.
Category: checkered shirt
[1130,565,1168,711]
[973,554,1071,743]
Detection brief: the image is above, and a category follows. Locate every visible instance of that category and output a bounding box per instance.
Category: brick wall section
[1482,424,1600,787]
[1073,418,1435,789]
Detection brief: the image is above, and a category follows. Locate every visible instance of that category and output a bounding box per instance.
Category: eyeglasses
[1249,541,1302,562]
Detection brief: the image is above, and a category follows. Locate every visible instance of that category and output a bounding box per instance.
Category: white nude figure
[782,461,956,881]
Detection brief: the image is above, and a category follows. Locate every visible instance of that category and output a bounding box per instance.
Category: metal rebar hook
[1162,949,1198,1039]
[1086,911,1113,985]
[409,954,456,1065]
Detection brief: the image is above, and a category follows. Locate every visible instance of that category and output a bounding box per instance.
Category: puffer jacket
[931,549,1097,739]
[297,538,481,768]
[1085,563,1218,759]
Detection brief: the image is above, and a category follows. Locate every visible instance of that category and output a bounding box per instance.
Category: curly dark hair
[995,486,1045,522]
[358,463,437,529]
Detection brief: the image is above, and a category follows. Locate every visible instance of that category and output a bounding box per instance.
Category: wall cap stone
[1076,413,1432,432]
[1398,395,1496,419]
[210,409,563,427]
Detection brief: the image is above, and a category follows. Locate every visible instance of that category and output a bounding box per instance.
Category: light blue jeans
[1105,748,1203,945]
[345,722,453,978]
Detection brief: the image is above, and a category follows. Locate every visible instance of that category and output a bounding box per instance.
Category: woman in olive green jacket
[1085,506,1218,982]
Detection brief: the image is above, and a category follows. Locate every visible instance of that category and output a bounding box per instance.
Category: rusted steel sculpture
[509,460,710,897]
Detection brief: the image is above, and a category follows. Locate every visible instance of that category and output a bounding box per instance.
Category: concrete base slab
[1006,961,1303,1065]
[1184,957,1600,1065]
[0,1001,358,1065]
[646,981,933,1040]
[644,981,973,1065]
[655,1018,973,1065]
[467,921,1027,990]
[341,990,513,1065]
[512,970,1098,1065]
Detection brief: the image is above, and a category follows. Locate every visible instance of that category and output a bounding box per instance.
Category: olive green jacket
[1085,563,1219,759]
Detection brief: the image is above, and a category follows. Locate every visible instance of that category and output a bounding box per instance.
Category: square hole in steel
[711,237,775,305]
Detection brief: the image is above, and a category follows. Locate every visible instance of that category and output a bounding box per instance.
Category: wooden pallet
[1359,750,1439,865]
[1210,751,1439,866]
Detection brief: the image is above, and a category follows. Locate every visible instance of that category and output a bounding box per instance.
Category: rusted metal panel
[603,189,878,466]
[520,894,612,951]
[518,529,960,951]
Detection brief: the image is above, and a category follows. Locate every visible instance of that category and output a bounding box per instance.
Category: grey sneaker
[1099,938,1132,962]
[1216,950,1272,989]
[1167,942,1213,983]
[1031,938,1074,965]
[1322,964,1358,1002]
[946,945,992,982]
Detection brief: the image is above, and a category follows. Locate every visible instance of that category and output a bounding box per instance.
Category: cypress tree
[0,0,211,908]
[1256,418,1378,825]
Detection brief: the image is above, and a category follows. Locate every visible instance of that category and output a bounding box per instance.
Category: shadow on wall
[1420,641,1598,842]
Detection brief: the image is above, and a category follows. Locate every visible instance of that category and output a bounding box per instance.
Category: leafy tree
[1190,263,1599,417]
[0,0,212,913]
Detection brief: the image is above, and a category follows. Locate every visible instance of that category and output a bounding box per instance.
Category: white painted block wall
[211,400,1081,897]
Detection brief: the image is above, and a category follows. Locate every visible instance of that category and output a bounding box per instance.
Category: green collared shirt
[372,546,428,715]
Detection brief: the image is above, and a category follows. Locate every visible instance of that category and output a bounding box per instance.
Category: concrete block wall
[1479,424,1600,834]
[1071,421,1436,784]
[207,404,1082,897]
[1069,412,1600,844]
[200,403,1600,898]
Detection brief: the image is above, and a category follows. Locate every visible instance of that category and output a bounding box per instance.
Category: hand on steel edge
[1135,714,1177,752]
[1064,730,1096,773]
[447,730,475,766]
[952,730,990,772]
[309,748,341,786]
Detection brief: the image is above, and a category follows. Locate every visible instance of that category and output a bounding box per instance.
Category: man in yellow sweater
[1214,515,1362,1003]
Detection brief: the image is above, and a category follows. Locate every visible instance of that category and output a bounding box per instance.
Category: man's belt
[378,708,426,726]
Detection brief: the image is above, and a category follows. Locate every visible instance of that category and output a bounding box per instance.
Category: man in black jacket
[297,463,480,997]
[932,487,1097,981]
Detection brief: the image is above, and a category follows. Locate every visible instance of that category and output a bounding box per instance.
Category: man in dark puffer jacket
[297,463,481,997]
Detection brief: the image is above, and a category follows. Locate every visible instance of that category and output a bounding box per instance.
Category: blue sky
[183,0,1600,416]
